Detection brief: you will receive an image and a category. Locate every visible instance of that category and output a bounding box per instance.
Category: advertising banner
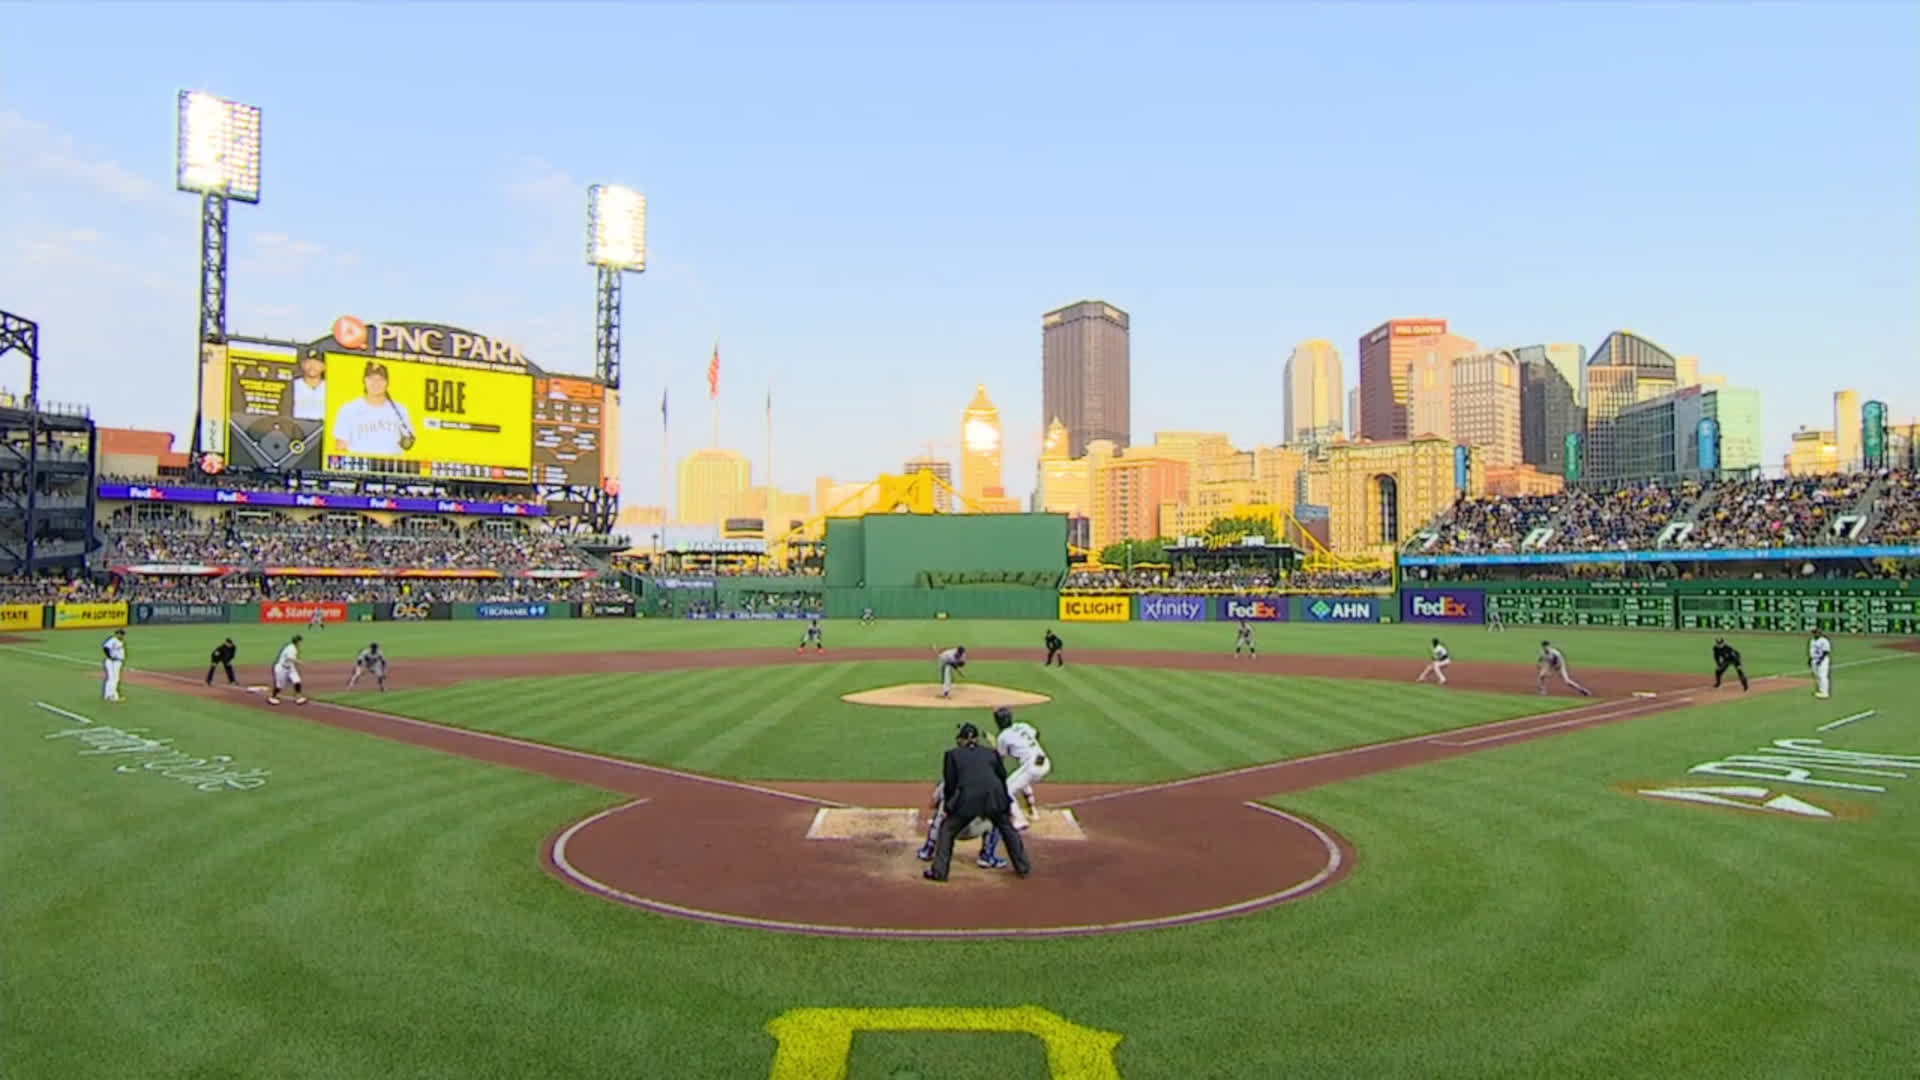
[686,611,813,621]
[0,603,42,631]
[375,599,451,621]
[97,483,545,518]
[53,602,130,630]
[260,601,348,625]
[1401,588,1486,624]
[1301,597,1381,623]
[578,600,636,618]
[1135,595,1209,623]
[1059,595,1131,622]
[475,602,551,620]
[1218,596,1288,622]
[133,602,230,626]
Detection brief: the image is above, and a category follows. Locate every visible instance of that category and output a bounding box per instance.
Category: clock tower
[960,383,1007,512]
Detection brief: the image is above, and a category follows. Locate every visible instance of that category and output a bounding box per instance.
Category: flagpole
[659,387,670,540]
[764,386,773,503]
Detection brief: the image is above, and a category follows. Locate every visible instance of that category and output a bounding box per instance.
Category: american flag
[707,343,720,399]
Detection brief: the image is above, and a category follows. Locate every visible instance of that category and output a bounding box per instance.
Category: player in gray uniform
[1234,619,1256,657]
[348,642,388,691]
[796,616,824,653]
[936,645,967,697]
[915,778,1001,867]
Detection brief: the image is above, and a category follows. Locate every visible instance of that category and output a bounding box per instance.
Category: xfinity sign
[1138,595,1208,622]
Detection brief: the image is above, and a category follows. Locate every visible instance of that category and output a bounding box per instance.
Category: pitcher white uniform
[998,720,1051,829]
[101,632,126,702]
[270,640,306,705]
[936,647,965,698]
[1809,631,1832,699]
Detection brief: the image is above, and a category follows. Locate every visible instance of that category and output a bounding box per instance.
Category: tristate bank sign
[1626,715,1915,821]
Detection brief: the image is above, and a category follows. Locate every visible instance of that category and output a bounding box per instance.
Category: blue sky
[3,1,1916,511]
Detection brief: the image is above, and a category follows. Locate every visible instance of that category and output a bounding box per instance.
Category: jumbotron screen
[219,319,608,489]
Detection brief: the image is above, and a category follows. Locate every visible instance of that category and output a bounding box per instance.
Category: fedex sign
[1219,596,1288,622]
[1401,589,1485,624]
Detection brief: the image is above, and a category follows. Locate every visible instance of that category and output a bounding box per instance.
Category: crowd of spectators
[104,514,595,573]
[97,472,538,505]
[1869,471,1920,542]
[1062,566,1393,592]
[1423,494,1566,556]
[1545,480,1706,552]
[1694,473,1875,549]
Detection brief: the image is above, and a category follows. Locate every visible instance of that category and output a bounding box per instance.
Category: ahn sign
[1401,588,1485,624]
[1219,596,1287,622]
[1304,597,1379,623]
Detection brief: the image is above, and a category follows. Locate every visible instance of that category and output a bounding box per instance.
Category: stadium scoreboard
[1485,589,1672,628]
[1676,591,1920,634]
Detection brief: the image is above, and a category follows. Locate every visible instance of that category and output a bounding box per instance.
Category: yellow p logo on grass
[765,1005,1124,1078]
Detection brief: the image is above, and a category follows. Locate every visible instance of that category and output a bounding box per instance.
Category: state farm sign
[260,602,347,625]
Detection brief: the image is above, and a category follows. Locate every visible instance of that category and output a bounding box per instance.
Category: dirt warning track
[121,646,1786,939]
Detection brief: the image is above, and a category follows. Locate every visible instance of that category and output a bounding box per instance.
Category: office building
[1519,351,1585,477]
[1321,436,1467,553]
[1284,339,1343,444]
[1514,344,1586,406]
[676,449,752,528]
[1092,453,1189,549]
[959,383,1005,510]
[1834,389,1861,470]
[902,456,954,513]
[1583,331,1680,483]
[1347,387,1362,439]
[1406,350,1454,441]
[1042,300,1131,458]
[1451,349,1523,467]
[1603,384,1762,483]
[1357,318,1475,441]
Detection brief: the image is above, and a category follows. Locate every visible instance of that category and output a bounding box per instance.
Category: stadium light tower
[175,89,261,468]
[586,183,646,391]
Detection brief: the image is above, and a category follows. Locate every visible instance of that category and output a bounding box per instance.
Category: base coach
[924,722,1031,882]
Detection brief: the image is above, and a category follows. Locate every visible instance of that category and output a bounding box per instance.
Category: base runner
[269,634,309,706]
[1537,640,1592,696]
[1416,638,1450,685]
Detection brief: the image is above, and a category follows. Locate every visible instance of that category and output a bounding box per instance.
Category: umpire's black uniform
[206,639,238,686]
[1712,638,1749,691]
[925,723,1031,881]
[1043,630,1063,667]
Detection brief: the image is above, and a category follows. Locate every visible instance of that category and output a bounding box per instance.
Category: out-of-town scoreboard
[1485,587,1673,629]
[1480,583,1920,634]
[1675,589,1920,635]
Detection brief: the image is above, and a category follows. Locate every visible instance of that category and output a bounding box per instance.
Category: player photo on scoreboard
[322,354,533,482]
[224,345,326,472]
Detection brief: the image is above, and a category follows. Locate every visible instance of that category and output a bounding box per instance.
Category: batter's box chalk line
[805,807,1086,841]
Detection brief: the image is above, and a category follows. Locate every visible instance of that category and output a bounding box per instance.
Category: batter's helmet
[992,707,1013,729]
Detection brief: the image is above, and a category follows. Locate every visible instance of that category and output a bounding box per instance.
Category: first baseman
[1537,641,1592,696]
[1809,629,1832,699]
[101,629,127,702]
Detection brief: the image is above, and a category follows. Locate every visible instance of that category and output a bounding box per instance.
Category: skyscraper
[1357,318,1475,440]
[1519,350,1584,477]
[1042,300,1131,458]
[1583,331,1680,482]
[1347,387,1362,439]
[1834,389,1861,470]
[676,448,752,528]
[1451,349,1523,467]
[1284,339,1343,444]
[903,456,954,513]
[960,384,1004,511]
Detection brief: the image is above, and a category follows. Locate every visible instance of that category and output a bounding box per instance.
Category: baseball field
[4,618,1916,1078]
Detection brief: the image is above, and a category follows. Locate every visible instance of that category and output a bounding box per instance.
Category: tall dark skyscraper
[1042,300,1131,458]
[1517,346,1585,477]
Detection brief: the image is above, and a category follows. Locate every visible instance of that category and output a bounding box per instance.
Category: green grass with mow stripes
[357,660,1559,782]
[5,623,1917,1078]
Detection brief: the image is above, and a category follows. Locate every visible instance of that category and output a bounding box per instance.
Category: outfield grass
[4,622,1916,1079]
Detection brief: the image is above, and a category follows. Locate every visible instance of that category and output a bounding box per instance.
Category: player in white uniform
[100,629,127,702]
[269,634,309,705]
[348,642,388,690]
[1808,629,1832,699]
[936,646,966,698]
[1416,638,1451,685]
[1537,641,1592,696]
[992,706,1050,828]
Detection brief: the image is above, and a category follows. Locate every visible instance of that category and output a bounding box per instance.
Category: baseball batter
[1234,619,1256,657]
[936,645,967,698]
[100,629,127,702]
[1416,638,1451,685]
[797,616,824,653]
[1809,629,1832,699]
[348,642,388,690]
[1536,641,1592,696]
[992,706,1050,829]
[269,634,309,706]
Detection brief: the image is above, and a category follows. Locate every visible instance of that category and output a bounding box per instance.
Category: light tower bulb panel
[175,91,262,204]
[588,184,648,270]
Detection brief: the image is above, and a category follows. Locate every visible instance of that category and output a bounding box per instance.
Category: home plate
[805,806,1086,841]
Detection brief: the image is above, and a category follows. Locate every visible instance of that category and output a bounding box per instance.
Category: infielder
[936,645,967,698]
[797,616,824,653]
[100,629,127,702]
[861,607,875,626]
[915,780,1001,868]
[1487,606,1505,632]
[1416,637,1451,685]
[269,634,308,706]
[308,609,327,631]
[1537,640,1592,696]
[1809,629,1832,699]
[1234,619,1256,657]
[348,642,388,691]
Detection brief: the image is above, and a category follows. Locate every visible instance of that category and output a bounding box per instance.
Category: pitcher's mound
[841,683,1052,709]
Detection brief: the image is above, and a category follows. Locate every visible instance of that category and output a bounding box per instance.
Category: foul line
[33,701,93,725]
[545,799,1345,939]
[1817,710,1876,733]
[2,645,842,809]
[1428,699,1688,748]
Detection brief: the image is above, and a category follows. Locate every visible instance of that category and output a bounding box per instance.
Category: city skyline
[2,3,1915,510]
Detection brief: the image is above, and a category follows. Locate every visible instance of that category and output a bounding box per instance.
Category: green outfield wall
[819,513,1068,619]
